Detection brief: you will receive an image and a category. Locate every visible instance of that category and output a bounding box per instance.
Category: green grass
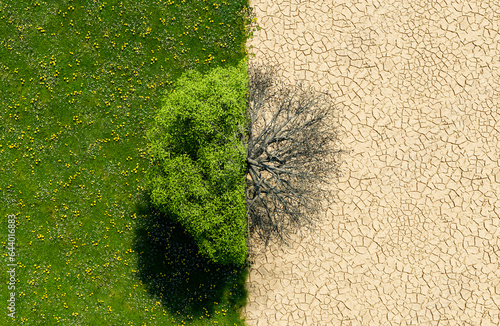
[0,0,253,324]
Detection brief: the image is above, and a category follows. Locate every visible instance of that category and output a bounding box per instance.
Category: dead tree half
[246,62,348,247]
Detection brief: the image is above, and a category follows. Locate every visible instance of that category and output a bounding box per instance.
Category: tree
[147,60,347,264]
[245,62,348,247]
[147,59,248,265]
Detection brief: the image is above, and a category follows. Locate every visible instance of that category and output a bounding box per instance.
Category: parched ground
[243,0,500,325]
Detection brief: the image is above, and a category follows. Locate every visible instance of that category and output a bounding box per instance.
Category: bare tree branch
[245,62,349,247]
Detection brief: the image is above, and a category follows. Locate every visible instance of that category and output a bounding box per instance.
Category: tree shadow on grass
[133,194,249,323]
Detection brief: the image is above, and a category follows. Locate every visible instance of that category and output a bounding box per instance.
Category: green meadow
[0,0,254,324]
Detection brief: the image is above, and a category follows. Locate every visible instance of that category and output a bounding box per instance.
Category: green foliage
[0,0,251,323]
[147,59,249,265]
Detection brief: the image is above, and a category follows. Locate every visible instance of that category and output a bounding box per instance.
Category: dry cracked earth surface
[243,0,500,325]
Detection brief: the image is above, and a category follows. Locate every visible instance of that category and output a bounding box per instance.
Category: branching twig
[245,62,349,247]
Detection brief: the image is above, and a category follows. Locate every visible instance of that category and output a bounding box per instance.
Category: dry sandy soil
[243,0,500,325]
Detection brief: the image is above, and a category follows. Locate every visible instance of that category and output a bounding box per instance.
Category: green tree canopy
[147,60,248,265]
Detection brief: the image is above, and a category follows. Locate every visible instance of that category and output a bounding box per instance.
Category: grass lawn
[0,0,253,324]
